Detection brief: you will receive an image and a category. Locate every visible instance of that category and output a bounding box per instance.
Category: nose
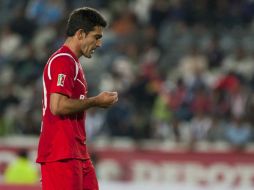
[96,39,102,47]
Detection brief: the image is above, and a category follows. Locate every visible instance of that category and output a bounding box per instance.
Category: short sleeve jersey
[36,46,89,163]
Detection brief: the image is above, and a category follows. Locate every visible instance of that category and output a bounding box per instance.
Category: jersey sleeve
[49,56,76,97]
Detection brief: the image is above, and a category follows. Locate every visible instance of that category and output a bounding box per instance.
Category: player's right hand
[95,91,118,108]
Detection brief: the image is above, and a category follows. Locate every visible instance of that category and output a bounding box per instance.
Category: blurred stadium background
[0,0,254,189]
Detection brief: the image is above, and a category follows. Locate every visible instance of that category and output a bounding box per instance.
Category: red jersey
[36,46,89,163]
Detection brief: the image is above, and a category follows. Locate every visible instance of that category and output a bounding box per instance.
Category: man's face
[80,26,103,58]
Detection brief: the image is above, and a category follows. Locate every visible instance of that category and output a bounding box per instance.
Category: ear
[76,29,86,40]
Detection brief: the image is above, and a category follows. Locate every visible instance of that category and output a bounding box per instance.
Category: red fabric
[41,159,98,190]
[37,46,89,163]
[214,74,240,92]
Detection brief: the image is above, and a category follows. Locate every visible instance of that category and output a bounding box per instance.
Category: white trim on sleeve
[47,53,79,81]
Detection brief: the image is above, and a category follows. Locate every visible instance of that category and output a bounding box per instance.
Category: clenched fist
[94,91,118,108]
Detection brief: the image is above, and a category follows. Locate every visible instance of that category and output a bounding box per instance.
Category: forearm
[50,91,118,116]
[56,97,97,115]
[50,93,98,115]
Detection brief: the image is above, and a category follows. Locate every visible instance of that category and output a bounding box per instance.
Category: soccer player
[36,7,118,190]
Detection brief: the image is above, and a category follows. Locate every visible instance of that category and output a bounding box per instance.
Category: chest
[74,65,88,99]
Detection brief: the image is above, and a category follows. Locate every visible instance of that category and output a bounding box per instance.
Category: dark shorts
[41,159,99,190]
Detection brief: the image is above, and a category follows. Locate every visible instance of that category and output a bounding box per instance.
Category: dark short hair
[17,149,28,158]
[66,7,107,36]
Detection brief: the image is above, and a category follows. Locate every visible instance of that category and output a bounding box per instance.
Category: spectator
[189,111,213,150]
[225,116,252,151]
[222,46,254,81]
[3,149,39,184]
[178,45,208,87]
[205,35,224,69]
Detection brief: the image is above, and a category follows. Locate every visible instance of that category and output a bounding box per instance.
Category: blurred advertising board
[94,147,254,189]
[0,141,254,189]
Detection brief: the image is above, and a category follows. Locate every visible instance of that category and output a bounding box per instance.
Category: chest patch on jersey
[57,74,66,87]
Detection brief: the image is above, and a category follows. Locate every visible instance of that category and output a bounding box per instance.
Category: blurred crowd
[1,0,254,150]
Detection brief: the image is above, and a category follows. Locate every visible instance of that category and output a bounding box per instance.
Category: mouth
[91,49,95,54]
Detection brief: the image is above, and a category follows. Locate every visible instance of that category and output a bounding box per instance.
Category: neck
[64,37,81,58]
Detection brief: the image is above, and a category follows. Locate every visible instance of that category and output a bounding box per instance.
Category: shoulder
[47,53,78,80]
[49,53,76,65]
[48,53,77,73]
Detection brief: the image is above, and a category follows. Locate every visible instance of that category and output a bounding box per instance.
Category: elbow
[50,104,62,116]
[50,93,69,116]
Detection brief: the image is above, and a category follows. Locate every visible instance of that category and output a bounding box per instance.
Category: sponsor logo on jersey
[57,74,66,87]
